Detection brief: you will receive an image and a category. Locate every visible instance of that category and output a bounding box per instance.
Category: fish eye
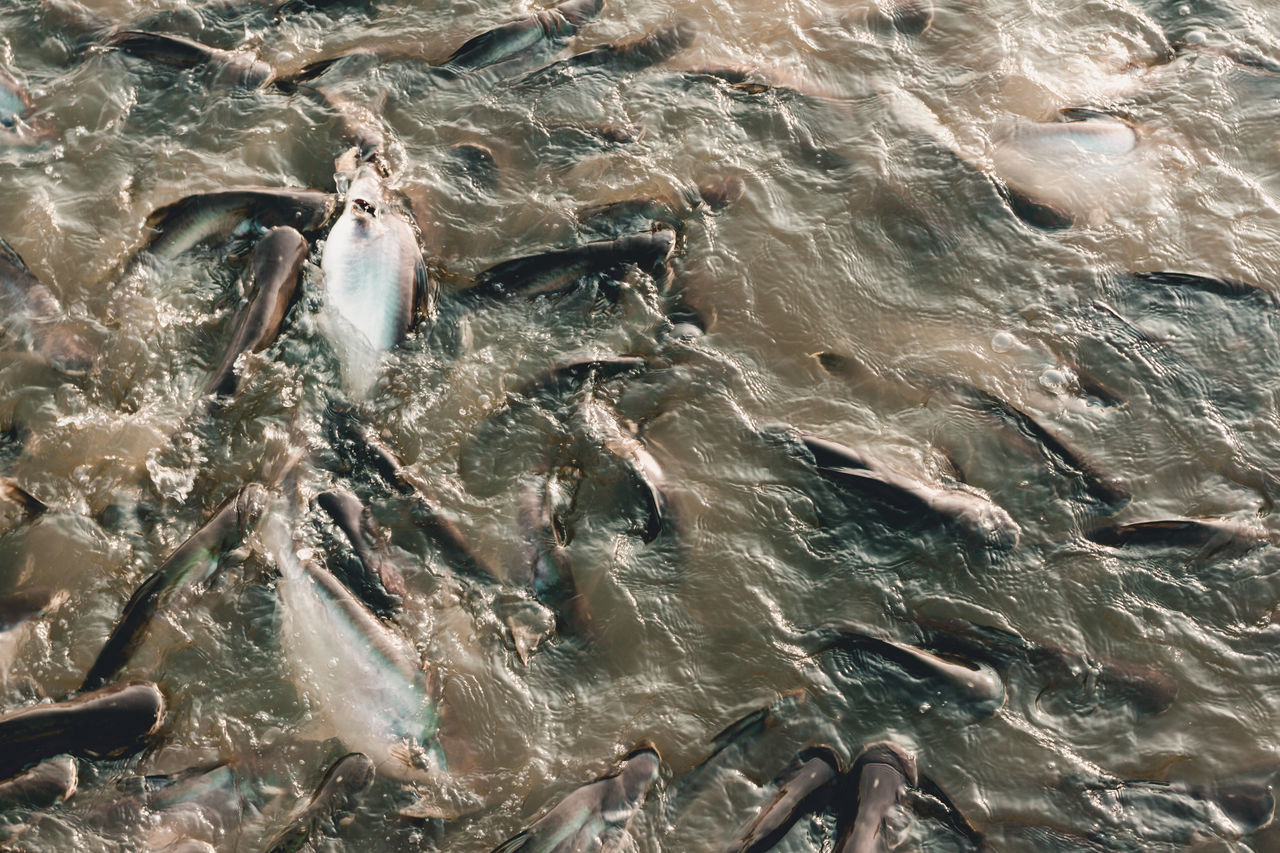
[0,116,14,129]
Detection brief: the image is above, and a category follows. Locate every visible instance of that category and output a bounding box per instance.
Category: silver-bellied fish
[320,154,432,397]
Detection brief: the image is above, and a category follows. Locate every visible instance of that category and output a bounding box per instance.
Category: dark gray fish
[81,484,267,691]
[0,756,77,811]
[960,386,1131,509]
[1129,271,1276,304]
[138,188,336,261]
[1172,39,1280,74]
[835,742,918,853]
[912,611,1178,716]
[906,772,985,850]
[204,227,308,398]
[459,230,677,303]
[790,430,1020,553]
[517,20,697,84]
[491,747,662,852]
[109,31,274,89]
[1086,518,1269,558]
[663,690,809,824]
[37,0,116,50]
[0,236,94,373]
[0,588,63,633]
[503,356,648,412]
[315,488,405,616]
[102,762,249,849]
[730,746,843,853]
[575,398,669,543]
[576,177,745,239]
[262,752,375,853]
[809,624,1005,714]
[444,143,500,198]
[445,0,604,69]
[0,681,166,780]
[324,403,502,583]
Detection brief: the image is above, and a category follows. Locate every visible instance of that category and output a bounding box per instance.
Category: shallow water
[4,0,1280,850]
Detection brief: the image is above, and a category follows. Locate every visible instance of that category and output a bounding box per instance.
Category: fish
[1066,773,1276,842]
[444,0,604,70]
[1085,518,1269,558]
[911,611,1178,716]
[0,681,166,780]
[262,752,375,853]
[574,398,670,543]
[1,236,94,373]
[324,402,502,583]
[491,747,662,852]
[459,230,676,304]
[808,624,1006,715]
[729,746,843,853]
[204,227,308,399]
[0,588,64,634]
[261,510,442,788]
[515,469,590,637]
[319,162,432,395]
[0,68,54,147]
[137,188,336,262]
[788,430,1020,553]
[576,177,745,239]
[81,484,267,691]
[108,31,274,90]
[960,386,1131,509]
[1129,271,1276,304]
[0,756,77,811]
[835,742,918,853]
[314,488,406,616]
[517,20,697,84]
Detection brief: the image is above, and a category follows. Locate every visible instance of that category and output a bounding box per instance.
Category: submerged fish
[517,20,697,84]
[315,487,406,616]
[0,68,54,147]
[261,511,442,789]
[809,624,1006,715]
[0,756,77,811]
[789,430,1020,554]
[82,484,267,691]
[109,31,274,89]
[491,747,662,852]
[0,681,166,780]
[911,611,1178,716]
[574,398,670,543]
[204,227,308,399]
[1,236,94,373]
[262,752,375,853]
[320,162,432,395]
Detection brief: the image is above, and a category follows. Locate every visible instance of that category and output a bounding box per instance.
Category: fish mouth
[351,197,377,217]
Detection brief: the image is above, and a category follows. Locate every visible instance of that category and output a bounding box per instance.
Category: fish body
[0,236,93,372]
[447,0,604,69]
[110,31,274,89]
[836,743,917,853]
[0,682,166,780]
[320,165,430,393]
[204,227,308,398]
[492,748,661,852]
[140,189,335,261]
[82,484,267,691]
[263,513,440,784]
[0,756,77,810]
[730,746,842,853]
[0,68,53,147]
[263,753,375,853]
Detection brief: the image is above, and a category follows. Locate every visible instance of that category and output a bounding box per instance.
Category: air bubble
[991,331,1016,352]
[1185,29,1206,44]
[1039,367,1068,391]
[1177,4,1190,14]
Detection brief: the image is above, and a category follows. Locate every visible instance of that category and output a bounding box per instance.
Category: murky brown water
[4,0,1280,850]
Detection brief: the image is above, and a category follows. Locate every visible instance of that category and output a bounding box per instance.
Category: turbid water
[4,0,1280,850]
